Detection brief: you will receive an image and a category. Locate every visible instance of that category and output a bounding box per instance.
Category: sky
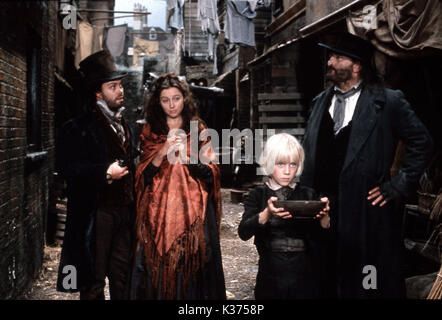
[114,0,166,30]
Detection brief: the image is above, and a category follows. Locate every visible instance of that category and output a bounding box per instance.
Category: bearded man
[56,50,137,300]
[301,33,433,298]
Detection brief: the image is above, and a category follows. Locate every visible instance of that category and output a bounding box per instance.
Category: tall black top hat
[318,33,374,64]
[78,49,127,87]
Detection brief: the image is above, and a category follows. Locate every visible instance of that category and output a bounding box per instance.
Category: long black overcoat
[301,85,433,298]
[55,107,137,292]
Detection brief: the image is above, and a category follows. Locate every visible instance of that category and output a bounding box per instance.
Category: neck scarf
[332,82,362,134]
[135,123,222,299]
[96,100,126,143]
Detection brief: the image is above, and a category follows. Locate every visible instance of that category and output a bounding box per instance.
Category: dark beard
[103,96,123,111]
[326,67,352,84]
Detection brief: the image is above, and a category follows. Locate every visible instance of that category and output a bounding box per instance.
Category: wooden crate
[257,92,306,141]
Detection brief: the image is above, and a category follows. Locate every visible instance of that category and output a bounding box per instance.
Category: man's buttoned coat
[56,107,137,292]
[301,85,433,298]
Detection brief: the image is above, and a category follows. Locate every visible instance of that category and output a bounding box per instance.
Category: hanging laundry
[208,35,218,74]
[198,0,220,35]
[167,0,186,30]
[224,0,257,47]
[75,21,104,69]
[159,37,175,61]
[198,0,220,74]
[103,24,128,58]
[248,0,259,12]
[133,37,160,66]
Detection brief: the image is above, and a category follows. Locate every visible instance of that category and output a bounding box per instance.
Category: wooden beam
[275,128,305,135]
[258,93,303,100]
[258,104,303,112]
[272,67,294,78]
[259,116,305,124]
[266,0,306,36]
[299,0,366,38]
[261,128,306,136]
[76,9,150,14]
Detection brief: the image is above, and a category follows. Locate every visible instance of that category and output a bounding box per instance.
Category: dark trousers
[80,204,134,300]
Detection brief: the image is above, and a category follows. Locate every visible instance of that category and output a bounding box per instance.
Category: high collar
[264,176,297,191]
[96,100,125,121]
[334,80,363,94]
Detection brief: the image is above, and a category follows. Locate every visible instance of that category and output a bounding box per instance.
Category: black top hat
[318,33,373,64]
[78,49,127,87]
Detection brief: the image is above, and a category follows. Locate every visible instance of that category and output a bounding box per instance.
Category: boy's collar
[264,177,296,191]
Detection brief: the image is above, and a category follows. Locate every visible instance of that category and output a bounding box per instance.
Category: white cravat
[328,81,362,134]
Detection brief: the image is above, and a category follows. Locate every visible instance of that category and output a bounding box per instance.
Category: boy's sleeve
[238,187,267,241]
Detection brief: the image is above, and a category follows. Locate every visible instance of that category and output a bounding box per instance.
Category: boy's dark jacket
[238,184,326,249]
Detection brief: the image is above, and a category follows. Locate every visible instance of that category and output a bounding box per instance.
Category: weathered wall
[305,0,357,24]
[0,1,56,299]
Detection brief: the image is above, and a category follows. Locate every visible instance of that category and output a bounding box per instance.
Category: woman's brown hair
[145,73,200,135]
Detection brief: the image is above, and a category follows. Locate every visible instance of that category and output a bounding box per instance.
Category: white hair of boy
[259,133,305,178]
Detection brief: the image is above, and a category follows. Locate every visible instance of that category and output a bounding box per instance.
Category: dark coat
[301,85,433,298]
[238,184,328,299]
[56,107,137,292]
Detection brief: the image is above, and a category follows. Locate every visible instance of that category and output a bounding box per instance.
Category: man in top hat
[56,50,137,300]
[300,33,433,298]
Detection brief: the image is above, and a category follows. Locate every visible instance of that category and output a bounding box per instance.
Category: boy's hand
[259,196,292,224]
[315,197,330,228]
[268,196,292,219]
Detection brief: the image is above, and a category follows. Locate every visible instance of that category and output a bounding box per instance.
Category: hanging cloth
[224,0,256,47]
[103,24,128,58]
[347,0,442,58]
[167,0,186,30]
[75,21,104,69]
[133,37,160,66]
[198,0,221,73]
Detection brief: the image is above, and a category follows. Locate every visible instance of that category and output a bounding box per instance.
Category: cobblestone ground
[19,188,258,300]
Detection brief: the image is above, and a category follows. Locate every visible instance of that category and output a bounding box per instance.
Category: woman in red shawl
[130,73,226,300]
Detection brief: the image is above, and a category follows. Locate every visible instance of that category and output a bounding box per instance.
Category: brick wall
[0,1,56,299]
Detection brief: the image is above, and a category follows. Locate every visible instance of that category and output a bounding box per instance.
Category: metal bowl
[273,200,326,219]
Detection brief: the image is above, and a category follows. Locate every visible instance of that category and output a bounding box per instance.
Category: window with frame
[149,28,158,41]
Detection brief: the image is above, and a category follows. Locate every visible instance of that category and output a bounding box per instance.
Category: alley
[1,0,440,301]
[20,189,258,300]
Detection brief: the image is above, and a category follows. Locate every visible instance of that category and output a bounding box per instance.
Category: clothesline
[91,14,147,22]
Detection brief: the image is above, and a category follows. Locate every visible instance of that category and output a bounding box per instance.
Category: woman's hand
[258,196,291,224]
[152,133,187,166]
[315,197,330,228]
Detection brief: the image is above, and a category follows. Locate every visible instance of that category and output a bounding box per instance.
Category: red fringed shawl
[135,123,222,299]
